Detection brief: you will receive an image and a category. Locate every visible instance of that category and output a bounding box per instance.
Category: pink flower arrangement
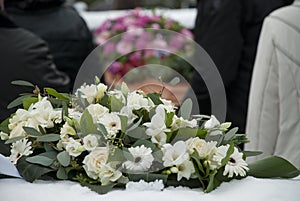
[94,8,194,79]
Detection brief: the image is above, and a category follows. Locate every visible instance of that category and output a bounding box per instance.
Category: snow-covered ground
[79,8,197,30]
[1,176,299,201]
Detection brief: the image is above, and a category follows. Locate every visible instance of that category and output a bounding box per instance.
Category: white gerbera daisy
[10,138,33,164]
[211,145,249,177]
[123,145,154,172]
[98,113,121,136]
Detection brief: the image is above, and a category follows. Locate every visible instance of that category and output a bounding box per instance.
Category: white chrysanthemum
[10,138,33,164]
[211,145,249,177]
[86,104,109,123]
[63,138,84,157]
[171,115,198,130]
[186,138,217,159]
[162,141,189,167]
[127,91,154,111]
[83,147,108,180]
[144,105,169,137]
[177,160,195,181]
[98,113,121,136]
[99,163,122,185]
[83,134,99,151]
[123,145,154,172]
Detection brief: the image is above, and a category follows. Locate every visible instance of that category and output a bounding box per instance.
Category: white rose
[99,163,122,185]
[63,138,84,157]
[86,104,109,123]
[186,138,217,159]
[76,84,98,104]
[83,147,109,179]
[83,134,99,151]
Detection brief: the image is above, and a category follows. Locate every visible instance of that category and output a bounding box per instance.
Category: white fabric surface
[79,8,197,30]
[0,176,299,201]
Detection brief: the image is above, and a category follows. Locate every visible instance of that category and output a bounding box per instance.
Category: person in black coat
[191,0,293,134]
[0,12,70,121]
[5,0,95,92]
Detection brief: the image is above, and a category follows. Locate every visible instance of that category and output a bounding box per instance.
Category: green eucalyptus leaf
[172,128,198,142]
[248,156,300,178]
[165,112,174,128]
[11,80,35,87]
[147,93,163,105]
[224,127,239,142]
[80,110,99,136]
[178,98,192,119]
[5,136,25,144]
[96,123,108,136]
[36,134,60,142]
[119,115,128,133]
[243,151,263,157]
[45,88,70,100]
[57,151,71,167]
[22,97,38,110]
[0,118,10,133]
[126,127,149,140]
[17,157,53,182]
[111,95,124,112]
[80,183,116,195]
[26,155,54,166]
[57,166,68,180]
[23,126,42,137]
[7,95,32,109]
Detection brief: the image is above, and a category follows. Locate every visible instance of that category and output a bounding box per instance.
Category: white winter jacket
[245,0,300,168]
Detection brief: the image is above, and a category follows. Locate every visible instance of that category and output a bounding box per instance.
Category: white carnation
[10,138,33,164]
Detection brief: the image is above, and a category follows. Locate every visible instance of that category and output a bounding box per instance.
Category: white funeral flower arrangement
[0,80,298,194]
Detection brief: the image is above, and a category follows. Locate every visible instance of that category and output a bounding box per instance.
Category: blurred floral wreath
[93,8,195,83]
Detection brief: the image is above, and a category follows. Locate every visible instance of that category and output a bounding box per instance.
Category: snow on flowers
[0,80,268,194]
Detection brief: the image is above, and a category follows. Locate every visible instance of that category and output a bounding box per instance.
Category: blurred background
[69,0,197,11]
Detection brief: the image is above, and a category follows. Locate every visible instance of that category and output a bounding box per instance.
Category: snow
[1,176,299,201]
[79,8,197,30]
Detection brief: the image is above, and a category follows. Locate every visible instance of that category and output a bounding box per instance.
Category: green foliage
[11,80,35,87]
[26,155,54,166]
[57,151,71,167]
[23,127,42,137]
[17,157,53,182]
[80,110,99,136]
[248,156,300,178]
[36,134,61,142]
[178,98,192,119]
